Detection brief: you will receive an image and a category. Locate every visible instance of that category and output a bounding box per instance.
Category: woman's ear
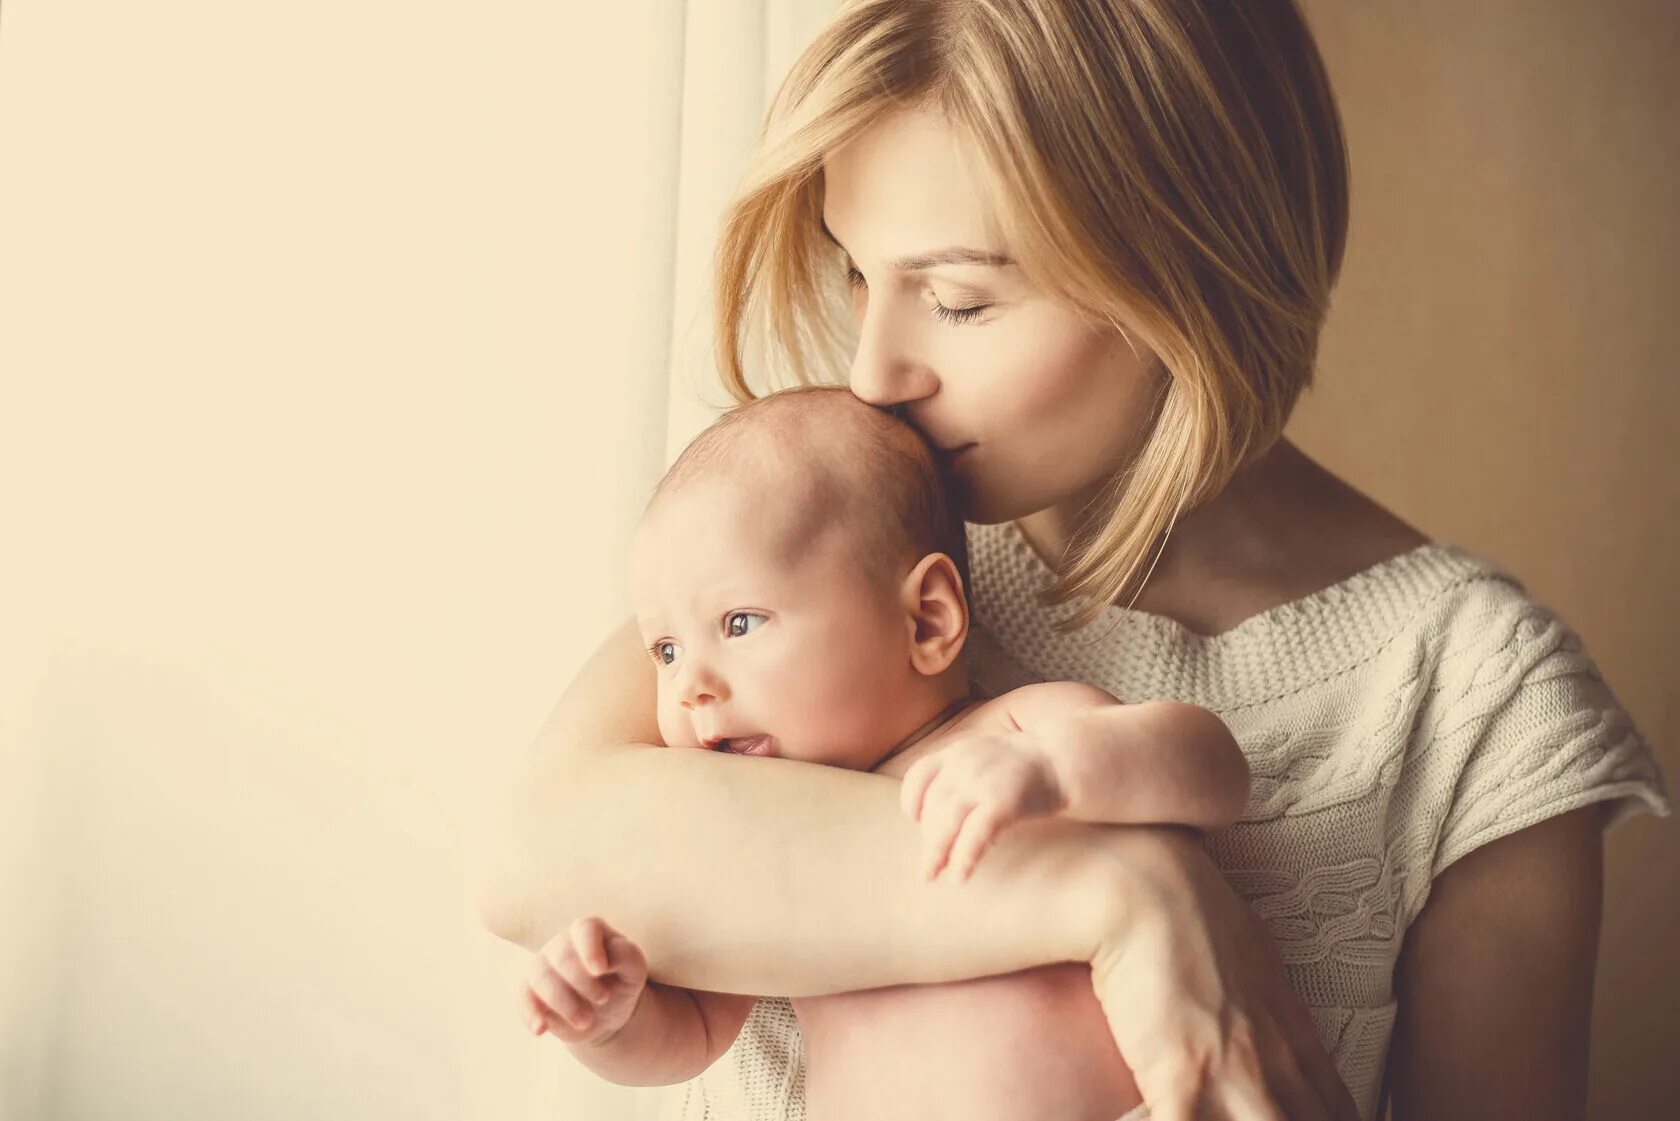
[900,552,969,677]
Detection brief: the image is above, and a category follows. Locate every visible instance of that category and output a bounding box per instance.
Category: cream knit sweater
[660,520,1671,1121]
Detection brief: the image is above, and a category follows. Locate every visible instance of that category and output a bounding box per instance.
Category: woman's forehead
[821,109,1007,261]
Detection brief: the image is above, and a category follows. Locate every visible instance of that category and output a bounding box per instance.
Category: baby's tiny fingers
[948,807,1005,883]
[556,950,612,1005]
[603,933,648,985]
[900,757,939,823]
[530,970,594,1030]
[922,798,973,881]
[568,916,615,975]
[520,984,550,1035]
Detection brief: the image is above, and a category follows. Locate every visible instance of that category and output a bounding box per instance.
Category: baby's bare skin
[529,408,1242,1110]
[790,698,1144,1121]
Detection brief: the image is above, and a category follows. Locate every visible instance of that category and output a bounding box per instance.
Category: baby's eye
[650,640,680,665]
[726,612,767,638]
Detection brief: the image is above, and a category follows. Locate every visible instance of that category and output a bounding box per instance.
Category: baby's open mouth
[715,734,775,756]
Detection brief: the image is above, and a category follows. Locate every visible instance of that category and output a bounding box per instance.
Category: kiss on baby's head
[648,385,970,594]
[628,385,974,768]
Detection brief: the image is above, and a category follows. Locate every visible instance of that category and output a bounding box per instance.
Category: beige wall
[0,3,680,1119]
[1292,1,1678,1113]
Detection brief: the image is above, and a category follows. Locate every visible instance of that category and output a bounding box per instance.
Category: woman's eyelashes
[843,265,990,325]
[648,611,769,666]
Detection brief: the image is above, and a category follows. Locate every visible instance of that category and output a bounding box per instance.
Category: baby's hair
[711,0,1348,631]
[650,385,971,599]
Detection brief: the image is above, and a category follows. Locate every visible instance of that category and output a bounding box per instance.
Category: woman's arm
[471,614,1138,993]
[472,614,1360,1120]
[1385,803,1606,1120]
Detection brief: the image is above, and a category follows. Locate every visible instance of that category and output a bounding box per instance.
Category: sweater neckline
[972,519,1505,689]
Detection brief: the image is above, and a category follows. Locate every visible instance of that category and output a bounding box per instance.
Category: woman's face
[820,105,1164,525]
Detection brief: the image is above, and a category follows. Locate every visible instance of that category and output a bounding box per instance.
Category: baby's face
[628,478,917,769]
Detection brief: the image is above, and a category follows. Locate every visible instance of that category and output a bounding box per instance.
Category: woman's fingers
[1234,1068,1325,1121]
[1293,1037,1359,1120]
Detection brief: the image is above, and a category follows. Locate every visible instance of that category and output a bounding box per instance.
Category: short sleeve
[1430,593,1671,880]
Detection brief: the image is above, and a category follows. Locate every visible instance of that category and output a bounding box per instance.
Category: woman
[474,1,1671,1117]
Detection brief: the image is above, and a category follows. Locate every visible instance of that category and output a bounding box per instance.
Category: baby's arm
[1011,681,1250,831]
[524,916,757,1086]
[901,682,1249,882]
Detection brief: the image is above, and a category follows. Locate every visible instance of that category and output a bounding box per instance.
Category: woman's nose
[848,300,938,408]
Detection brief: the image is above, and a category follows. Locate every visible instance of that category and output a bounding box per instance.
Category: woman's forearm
[476,739,1175,996]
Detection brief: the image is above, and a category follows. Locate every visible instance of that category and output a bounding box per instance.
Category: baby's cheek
[655,700,689,749]
[805,670,892,760]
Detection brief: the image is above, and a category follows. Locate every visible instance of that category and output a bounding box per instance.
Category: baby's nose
[676,663,728,709]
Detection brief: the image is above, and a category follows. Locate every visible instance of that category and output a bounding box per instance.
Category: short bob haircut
[713,0,1349,631]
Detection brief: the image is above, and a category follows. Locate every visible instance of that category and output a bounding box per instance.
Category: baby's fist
[522,916,648,1047]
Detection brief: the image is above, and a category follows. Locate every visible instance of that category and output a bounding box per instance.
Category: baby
[519,385,1251,1121]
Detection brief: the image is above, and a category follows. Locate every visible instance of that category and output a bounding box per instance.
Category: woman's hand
[1086,828,1362,1121]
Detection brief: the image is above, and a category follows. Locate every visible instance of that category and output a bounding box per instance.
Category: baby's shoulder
[887,682,1122,773]
[979,680,1122,730]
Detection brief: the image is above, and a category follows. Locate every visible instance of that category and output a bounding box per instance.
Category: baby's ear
[901,552,968,676]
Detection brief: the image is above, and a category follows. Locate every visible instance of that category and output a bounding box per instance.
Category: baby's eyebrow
[820,219,1016,271]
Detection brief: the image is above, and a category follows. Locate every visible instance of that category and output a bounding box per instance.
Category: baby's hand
[521,916,648,1047]
[899,729,1069,883]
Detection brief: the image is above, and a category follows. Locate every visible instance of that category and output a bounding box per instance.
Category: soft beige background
[1293,1,1679,1114]
[2,1,1672,1119]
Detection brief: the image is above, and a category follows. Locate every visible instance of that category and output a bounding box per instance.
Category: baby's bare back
[792,963,1141,1121]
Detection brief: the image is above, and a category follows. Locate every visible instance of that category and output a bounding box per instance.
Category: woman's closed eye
[843,265,990,325]
[647,611,769,666]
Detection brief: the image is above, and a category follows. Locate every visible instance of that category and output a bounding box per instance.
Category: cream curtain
[0,2,831,1120]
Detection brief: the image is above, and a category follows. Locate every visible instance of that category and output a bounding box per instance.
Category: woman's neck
[1017,438,1302,572]
[1010,437,1427,632]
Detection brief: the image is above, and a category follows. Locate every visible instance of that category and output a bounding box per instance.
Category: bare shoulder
[995,680,1123,727]
[1132,440,1433,635]
[884,682,1118,775]
[1295,448,1432,576]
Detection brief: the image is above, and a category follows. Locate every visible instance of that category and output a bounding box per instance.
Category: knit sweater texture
[660,519,1671,1121]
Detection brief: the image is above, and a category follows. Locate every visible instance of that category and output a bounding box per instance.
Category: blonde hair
[713,0,1349,632]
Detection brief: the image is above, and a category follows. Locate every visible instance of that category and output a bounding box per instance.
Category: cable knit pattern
[660,520,1670,1121]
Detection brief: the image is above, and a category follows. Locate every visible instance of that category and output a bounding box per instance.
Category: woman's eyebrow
[820,218,1016,271]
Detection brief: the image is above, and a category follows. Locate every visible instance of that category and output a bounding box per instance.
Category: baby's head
[629,386,971,769]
